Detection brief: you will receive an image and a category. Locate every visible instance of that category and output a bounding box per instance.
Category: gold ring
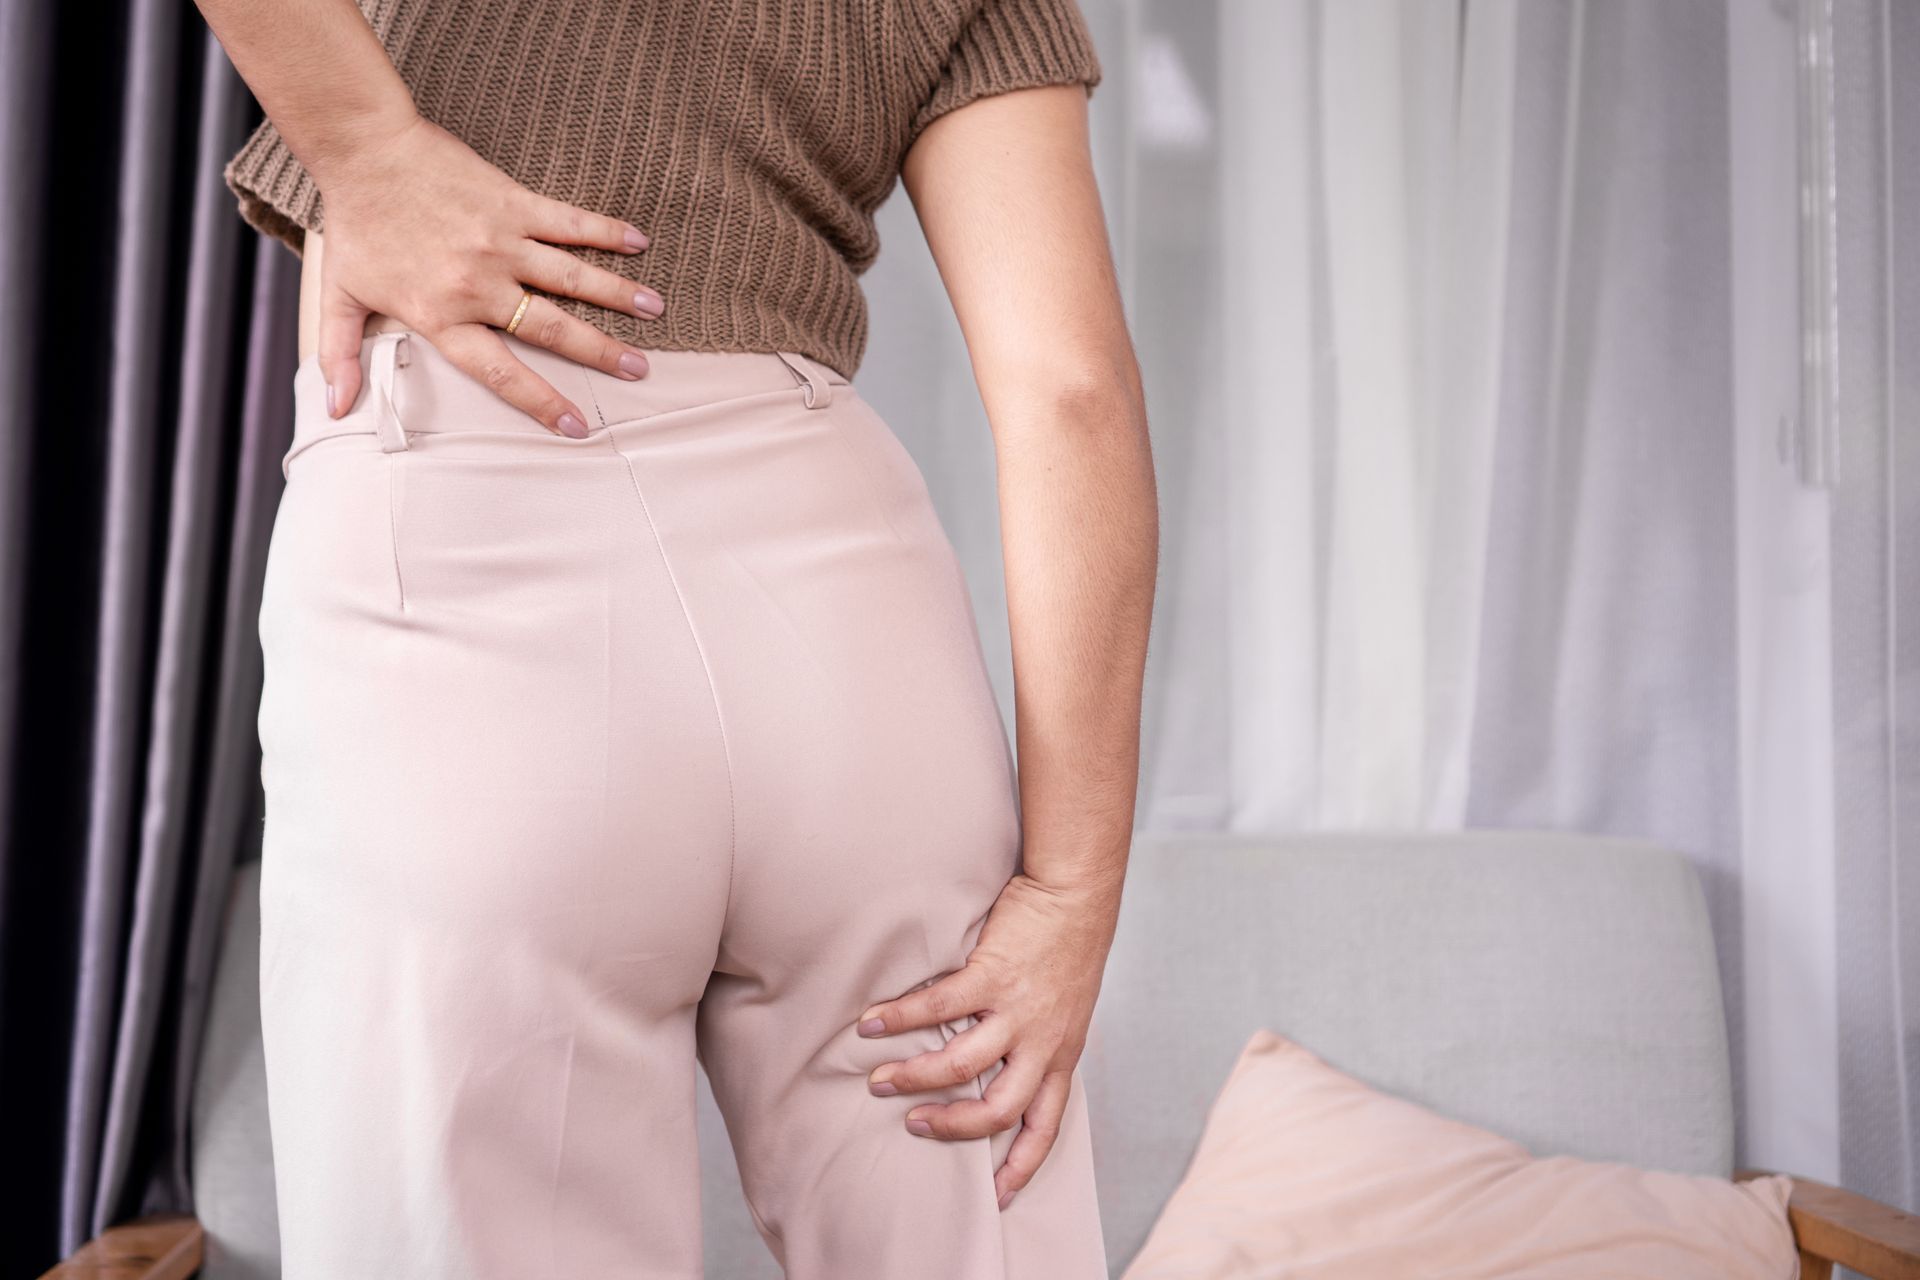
[505,290,533,336]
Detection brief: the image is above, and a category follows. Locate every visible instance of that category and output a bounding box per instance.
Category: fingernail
[634,289,664,318]
[624,226,649,251]
[557,412,589,439]
[326,383,337,416]
[858,1018,886,1037]
[618,351,649,379]
[868,1074,897,1097]
[906,1118,933,1136]
[998,1190,1016,1211]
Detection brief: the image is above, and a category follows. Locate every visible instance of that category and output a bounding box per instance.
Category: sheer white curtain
[857,0,1915,1213]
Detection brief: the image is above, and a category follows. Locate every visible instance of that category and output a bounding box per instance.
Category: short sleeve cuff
[907,0,1104,143]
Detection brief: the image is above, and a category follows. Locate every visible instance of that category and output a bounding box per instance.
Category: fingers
[868,1015,1013,1098]
[496,289,652,382]
[518,189,651,255]
[431,323,593,438]
[517,242,665,322]
[857,967,990,1038]
[992,1069,1071,1210]
[316,286,373,420]
[905,1046,1047,1142]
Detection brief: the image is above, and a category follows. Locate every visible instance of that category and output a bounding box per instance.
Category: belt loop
[370,331,412,451]
[775,349,833,409]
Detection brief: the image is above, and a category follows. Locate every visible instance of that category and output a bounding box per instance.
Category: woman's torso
[256,0,1102,378]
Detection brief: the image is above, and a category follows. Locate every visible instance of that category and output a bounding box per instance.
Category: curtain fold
[1829,0,1917,1217]
[0,0,56,937]
[67,0,193,1243]
[0,5,287,1271]
[1728,0,1844,1190]
[89,22,263,1238]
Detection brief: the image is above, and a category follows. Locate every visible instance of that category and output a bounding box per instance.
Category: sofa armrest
[1736,1168,1920,1280]
[35,1213,201,1280]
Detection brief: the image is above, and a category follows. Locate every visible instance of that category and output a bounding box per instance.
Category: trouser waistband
[283,330,850,481]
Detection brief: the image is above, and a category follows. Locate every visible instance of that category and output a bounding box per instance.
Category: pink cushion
[1121,1029,1798,1279]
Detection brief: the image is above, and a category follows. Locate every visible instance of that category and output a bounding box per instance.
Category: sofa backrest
[1078,831,1734,1272]
[193,831,1733,1279]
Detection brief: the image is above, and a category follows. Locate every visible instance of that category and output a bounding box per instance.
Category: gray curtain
[0,2,296,1272]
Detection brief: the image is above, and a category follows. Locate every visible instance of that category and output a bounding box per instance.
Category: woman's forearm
[996,375,1158,912]
[197,0,418,186]
[898,83,1156,920]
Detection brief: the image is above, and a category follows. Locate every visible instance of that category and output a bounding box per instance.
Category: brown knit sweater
[223,0,1103,379]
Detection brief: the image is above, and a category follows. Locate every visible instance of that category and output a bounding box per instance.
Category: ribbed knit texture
[223,0,1103,379]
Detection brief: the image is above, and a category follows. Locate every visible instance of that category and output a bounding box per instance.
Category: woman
[200,0,1156,1276]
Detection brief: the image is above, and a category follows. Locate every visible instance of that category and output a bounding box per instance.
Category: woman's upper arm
[899,84,1141,424]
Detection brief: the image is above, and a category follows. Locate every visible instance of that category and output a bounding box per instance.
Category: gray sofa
[184,830,1739,1278]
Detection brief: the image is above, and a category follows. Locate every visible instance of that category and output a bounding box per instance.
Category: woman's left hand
[855,870,1123,1209]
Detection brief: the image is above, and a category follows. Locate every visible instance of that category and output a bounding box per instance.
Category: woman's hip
[258,327,999,796]
[255,324,1018,980]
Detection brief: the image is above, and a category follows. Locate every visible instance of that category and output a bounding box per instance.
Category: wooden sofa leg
[36,1214,201,1280]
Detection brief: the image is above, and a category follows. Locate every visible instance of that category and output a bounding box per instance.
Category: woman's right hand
[313,110,662,438]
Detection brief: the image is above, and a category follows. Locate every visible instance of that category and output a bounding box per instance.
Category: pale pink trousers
[256,330,1106,1279]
